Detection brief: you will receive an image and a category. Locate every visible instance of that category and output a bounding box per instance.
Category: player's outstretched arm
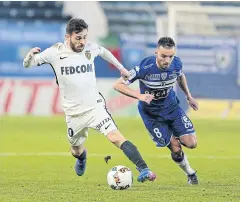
[23,47,41,68]
[178,74,199,110]
[98,46,130,79]
[23,46,54,68]
[113,78,154,104]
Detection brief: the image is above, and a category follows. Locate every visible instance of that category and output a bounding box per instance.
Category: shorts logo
[68,128,74,137]
[105,124,111,130]
[85,50,91,60]
[181,115,193,129]
[96,117,111,131]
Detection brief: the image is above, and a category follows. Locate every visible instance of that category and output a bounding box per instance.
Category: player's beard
[69,40,84,52]
[161,63,169,69]
[157,59,168,69]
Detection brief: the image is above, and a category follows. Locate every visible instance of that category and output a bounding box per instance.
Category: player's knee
[180,135,197,149]
[107,130,127,147]
[168,137,182,154]
[185,138,197,149]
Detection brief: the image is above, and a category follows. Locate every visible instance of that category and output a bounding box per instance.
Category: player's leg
[137,107,177,181]
[71,143,87,176]
[179,134,197,149]
[90,93,156,182]
[66,114,89,176]
[171,107,197,149]
[167,136,198,184]
[106,129,156,182]
[169,107,198,184]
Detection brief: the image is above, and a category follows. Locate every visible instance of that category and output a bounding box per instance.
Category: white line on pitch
[0,152,239,159]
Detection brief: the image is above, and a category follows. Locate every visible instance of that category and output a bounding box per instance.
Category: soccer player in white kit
[23,18,156,183]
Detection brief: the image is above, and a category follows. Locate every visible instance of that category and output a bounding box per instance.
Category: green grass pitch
[0,116,239,202]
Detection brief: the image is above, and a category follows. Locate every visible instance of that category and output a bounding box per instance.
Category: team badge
[85,50,91,60]
[161,72,167,80]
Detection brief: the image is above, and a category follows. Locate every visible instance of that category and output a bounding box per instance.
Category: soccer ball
[107,165,133,190]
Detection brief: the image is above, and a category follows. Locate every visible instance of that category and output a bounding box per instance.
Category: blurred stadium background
[0,1,240,202]
[0,1,239,118]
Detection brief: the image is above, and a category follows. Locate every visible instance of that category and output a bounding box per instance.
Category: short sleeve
[122,65,143,85]
[86,42,102,58]
[34,43,60,65]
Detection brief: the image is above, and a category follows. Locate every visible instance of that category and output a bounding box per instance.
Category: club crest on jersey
[85,50,91,60]
[161,72,167,80]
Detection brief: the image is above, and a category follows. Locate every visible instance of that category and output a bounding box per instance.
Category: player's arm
[97,46,130,79]
[177,73,192,98]
[177,73,199,110]
[23,47,53,68]
[113,77,154,105]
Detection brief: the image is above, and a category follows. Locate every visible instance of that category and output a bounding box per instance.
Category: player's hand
[120,67,130,81]
[29,47,41,55]
[187,96,199,111]
[23,47,41,67]
[138,94,154,105]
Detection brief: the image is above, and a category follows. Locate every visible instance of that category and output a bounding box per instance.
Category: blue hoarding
[0,21,120,78]
[119,33,240,101]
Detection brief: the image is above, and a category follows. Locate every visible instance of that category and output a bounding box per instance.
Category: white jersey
[24,41,123,115]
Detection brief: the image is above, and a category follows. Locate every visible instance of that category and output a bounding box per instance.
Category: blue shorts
[138,106,195,147]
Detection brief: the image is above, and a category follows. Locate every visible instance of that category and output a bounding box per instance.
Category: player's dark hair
[157,37,175,48]
[66,18,88,35]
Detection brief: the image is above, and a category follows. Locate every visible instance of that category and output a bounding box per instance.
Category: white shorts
[65,93,118,146]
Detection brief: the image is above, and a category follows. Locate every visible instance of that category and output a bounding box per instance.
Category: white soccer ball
[107,165,133,190]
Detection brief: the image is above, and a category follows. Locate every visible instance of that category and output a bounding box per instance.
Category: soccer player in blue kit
[113,37,199,184]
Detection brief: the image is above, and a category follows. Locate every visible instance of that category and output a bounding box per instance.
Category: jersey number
[153,128,165,145]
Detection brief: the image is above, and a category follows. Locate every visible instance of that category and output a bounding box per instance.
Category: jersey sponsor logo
[96,117,111,130]
[169,73,177,79]
[97,99,102,103]
[60,56,68,60]
[161,72,167,80]
[145,74,160,81]
[145,88,170,99]
[144,63,153,69]
[85,50,91,60]
[60,64,93,75]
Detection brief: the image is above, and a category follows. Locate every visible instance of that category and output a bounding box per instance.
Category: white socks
[175,153,195,175]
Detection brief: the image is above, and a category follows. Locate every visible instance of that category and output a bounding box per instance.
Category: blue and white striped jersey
[126,55,183,116]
